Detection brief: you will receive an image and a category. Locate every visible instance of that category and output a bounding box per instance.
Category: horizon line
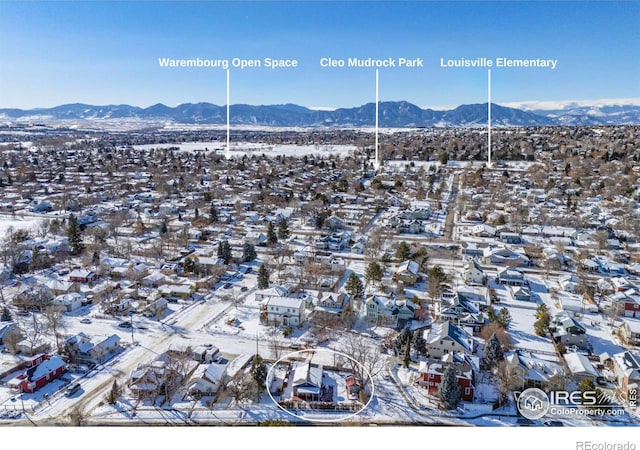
[3,97,640,113]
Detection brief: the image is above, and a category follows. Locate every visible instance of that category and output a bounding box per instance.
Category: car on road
[65,382,82,397]
[223,283,233,289]
[240,286,248,292]
[80,318,92,324]
[118,321,132,328]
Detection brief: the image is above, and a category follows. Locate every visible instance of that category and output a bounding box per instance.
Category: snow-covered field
[0,215,46,237]
[132,141,359,157]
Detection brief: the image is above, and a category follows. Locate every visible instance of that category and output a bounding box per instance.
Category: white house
[564,352,599,383]
[314,292,350,317]
[497,268,527,286]
[187,362,228,398]
[393,260,420,285]
[65,333,121,364]
[361,295,415,329]
[255,285,290,302]
[425,321,475,358]
[263,296,305,327]
[463,260,485,285]
[52,292,84,312]
[484,247,530,267]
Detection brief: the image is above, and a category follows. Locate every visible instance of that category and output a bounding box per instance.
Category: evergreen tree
[91,249,100,266]
[345,273,364,299]
[439,365,461,410]
[183,257,197,273]
[134,216,146,235]
[427,265,447,301]
[67,214,83,255]
[534,304,551,337]
[210,204,218,223]
[106,379,121,405]
[1,306,12,322]
[159,220,168,234]
[496,308,512,329]
[364,261,384,288]
[194,207,199,219]
[242,243,257,262]
[267,222,278,245]
[402,339,411,368]
[277,218,290,240]
[250,354,268,393]
[257,263,270,289]
[395,241,412,262]
[217,240,232,265]
[486,305,497,322]
[395,326,412,355]
[412,330,426,357]
[483,333,504,369]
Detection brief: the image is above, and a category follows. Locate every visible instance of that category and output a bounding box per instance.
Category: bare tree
[36,220,51,240]
[309,312,339,343]
[338,333,385,390]
[381,330,399,354]
[22,314,47,355]
[303,262,332,289]
[107,210,127,245]
[3,326,22,354]
[43,305,66,353]
[228,373,255,408]
[494,360,513,406]
[0,226,20,269]
[479,322,514,352]
[264,325,285,360]
[163,350,193,402]
[593,230,610,253]
[68,406,88,426]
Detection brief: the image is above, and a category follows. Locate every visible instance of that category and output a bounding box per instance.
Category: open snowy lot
[132,141,358,157]
[0,215,46,237]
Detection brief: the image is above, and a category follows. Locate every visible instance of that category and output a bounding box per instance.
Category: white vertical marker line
[375,69,379,167]
[488,68,491,167]
[226,69,230,159]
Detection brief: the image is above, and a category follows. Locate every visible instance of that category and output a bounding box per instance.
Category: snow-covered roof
[564,352,599,378]
[623,318,640,334]
[612,351,640,378]
[266,296,303,309]
[292,362,322,388]
[427,321,473,352]
[28,355,65,381]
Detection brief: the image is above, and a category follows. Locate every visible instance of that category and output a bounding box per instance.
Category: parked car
[118,321,132,328]
[80,318,92,324]
[65,382,82,397]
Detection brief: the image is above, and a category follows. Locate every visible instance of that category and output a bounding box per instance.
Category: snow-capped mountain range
[1,99,639,127]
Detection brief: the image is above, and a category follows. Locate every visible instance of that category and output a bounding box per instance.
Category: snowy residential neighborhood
[0,123,638,430]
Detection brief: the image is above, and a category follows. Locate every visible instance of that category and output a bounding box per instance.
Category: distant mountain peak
[1,100,638,127]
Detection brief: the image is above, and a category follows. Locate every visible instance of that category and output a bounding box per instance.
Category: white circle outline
[517,387,550,420]
[265,348,375,423]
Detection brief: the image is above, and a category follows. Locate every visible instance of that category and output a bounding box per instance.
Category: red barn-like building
[18,355,66,393]
[418,362,475,402]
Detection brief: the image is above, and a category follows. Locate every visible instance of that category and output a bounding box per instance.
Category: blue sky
[0,1,638,109]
